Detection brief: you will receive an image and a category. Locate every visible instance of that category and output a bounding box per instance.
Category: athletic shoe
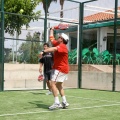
[46,91,52,95]
[49,103,62,110]
[62,102,69,109]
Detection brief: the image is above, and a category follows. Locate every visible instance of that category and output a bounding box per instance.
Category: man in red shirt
[39,28,69,110]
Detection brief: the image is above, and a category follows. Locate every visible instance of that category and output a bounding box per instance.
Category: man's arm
[39,47,57,58]
[49,28,55,42]
[44,47,57,52]
[39,63,43,73]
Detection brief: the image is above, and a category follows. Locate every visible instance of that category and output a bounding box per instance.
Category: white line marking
[0,103,120,117]
[67,95,120,103]
[0,111,52,117]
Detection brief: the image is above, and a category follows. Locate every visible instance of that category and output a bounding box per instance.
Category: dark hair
[63,39,68,44]
[43,43,49,47]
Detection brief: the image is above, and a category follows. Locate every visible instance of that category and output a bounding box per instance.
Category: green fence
[0,0,4,91]
[0,0,120,91]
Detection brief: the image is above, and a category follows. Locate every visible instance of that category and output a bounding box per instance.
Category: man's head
[43,43,49,50]
[58,33,69,44]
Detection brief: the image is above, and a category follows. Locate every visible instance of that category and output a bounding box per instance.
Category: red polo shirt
[51,39,69,73]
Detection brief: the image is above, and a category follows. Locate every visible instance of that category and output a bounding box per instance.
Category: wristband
[50,36,54,38]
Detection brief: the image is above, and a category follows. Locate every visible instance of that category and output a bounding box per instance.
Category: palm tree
[41,0,57,14]
[41,0,65,18]
[60,0,65,18]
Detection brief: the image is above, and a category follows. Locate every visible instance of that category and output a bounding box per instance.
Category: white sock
[54,97,60,104]
[62,96,67,103]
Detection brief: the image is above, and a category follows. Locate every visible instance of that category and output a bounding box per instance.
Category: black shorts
[44,70,53,81]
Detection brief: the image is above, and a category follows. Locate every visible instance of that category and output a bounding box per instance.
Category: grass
[0,89,120,120]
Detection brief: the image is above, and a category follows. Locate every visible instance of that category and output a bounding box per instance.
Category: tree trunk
[60,0,65,18]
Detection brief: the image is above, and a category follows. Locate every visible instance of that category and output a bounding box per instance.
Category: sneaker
[49,103,62,110]
[46,91,52,95]
[62,102,69,109]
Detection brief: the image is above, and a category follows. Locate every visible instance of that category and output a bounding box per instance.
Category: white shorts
[51,69,68,82]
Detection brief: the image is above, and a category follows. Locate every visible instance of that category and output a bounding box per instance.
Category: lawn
[0,89,120,120]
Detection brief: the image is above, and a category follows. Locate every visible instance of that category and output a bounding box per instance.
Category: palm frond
[41,0,66,18]
[41,0,57,13]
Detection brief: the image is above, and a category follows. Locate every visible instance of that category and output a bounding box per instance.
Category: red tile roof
[84,7,120,23]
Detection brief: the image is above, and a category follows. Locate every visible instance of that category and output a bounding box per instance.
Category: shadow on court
[30,92,45,95]
[29,101,49,109]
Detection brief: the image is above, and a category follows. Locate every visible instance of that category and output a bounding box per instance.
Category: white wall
[97,27,108,52]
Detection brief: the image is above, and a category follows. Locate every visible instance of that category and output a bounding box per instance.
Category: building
[55,7,120,54]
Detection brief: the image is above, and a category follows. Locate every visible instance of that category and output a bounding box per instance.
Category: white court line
[0,103,120,117]
[67,95,120,104]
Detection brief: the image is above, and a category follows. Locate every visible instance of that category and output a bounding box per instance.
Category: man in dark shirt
[39,43,53,95]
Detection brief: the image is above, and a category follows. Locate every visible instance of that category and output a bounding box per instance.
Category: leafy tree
[4,0,42,35]
[41,0,65,18]
[18,32,43,63]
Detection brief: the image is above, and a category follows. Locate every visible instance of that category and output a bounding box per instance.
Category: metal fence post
[112,0,118,91]
[0,0,4,91]
[78,2,84,88]
[43,0,48,90]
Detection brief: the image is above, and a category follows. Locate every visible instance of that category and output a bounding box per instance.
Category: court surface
[0,89,120,120]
